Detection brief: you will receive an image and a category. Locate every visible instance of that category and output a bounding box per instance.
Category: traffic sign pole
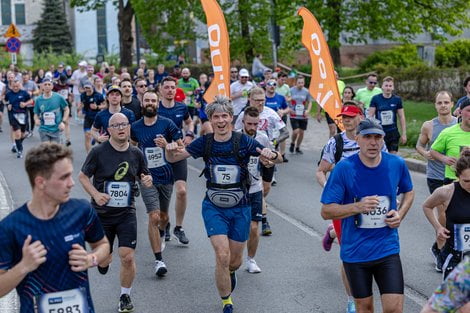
[10,53,17,65]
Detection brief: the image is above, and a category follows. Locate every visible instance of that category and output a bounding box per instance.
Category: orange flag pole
[297,7,343,130]
[200,0,231,104]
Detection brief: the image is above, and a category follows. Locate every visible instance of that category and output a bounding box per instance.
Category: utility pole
[135,15,141,66]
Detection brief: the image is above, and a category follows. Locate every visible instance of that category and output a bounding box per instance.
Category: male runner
[0,142,109,313]
[289,76,312,154]
[91,85,135,144]
[369,76,407,154]
[158,76,194,244]
[164,96,282,313]
[416,91,458,271]
[265,78,289,161]
[79,113,152,312]
[5,79,32,158]
[80,82,106,152]
[321,118,414,313]
[431,98,470,185]
[230,69,255,121]
[120,78,141,121]
[130,90,183,277]
[34,78,69,143]
[355,73,382,115]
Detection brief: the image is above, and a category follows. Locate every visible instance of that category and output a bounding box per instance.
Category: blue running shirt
[158,101,190,129]
[92,107,135,134]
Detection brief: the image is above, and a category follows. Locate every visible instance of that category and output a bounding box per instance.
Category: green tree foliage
[359,44,424,72]
[435,39,470,68]
[70,0,134,67]
[33,0,73,54]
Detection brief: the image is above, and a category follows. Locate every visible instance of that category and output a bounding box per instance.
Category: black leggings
[343,254,404,298]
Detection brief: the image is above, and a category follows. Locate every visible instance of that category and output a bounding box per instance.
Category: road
[0,118,442,313]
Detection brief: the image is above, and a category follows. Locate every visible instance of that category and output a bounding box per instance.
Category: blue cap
[357,118,385,136]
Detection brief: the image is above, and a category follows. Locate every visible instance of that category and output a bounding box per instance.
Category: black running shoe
[173,227,189,244]
[98,265,109,275]
[165,222,171,242]
[282,154,289,162]
[230,271,237,292]
[289,143,295,153]
[118,294,134,312]
[295,147,303,154]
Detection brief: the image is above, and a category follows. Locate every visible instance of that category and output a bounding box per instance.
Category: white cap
[239,69,249,77]
[78,60,87,67]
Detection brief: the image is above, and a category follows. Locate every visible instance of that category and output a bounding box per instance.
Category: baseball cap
[460,98,470,111]
[239,69,249,77]
[356,118,385,136]
[107,85,122,95]
[42,77,53,83]
[83,82,93,88]
[337,105,363,117]
[264,68,272,73]
[78,60,87,67]
[65,65,72,70]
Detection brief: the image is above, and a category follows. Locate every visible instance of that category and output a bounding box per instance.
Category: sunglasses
[231,71,238,73]
[368,81,377,85]
[267,82,277,87]
[138,84,147,88]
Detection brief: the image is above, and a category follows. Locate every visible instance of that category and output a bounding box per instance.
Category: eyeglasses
[252,98,265,102]
[240,76,249,79]
[109,122,129,129]
[138,84,147,88]
[368,81,377,85]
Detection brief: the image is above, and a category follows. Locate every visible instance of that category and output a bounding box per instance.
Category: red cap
[337,105,362,117]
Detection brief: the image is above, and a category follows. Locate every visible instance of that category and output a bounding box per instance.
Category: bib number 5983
[36,288,88,313]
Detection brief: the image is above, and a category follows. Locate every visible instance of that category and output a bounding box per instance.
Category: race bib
[454,223,470,252]
[380,110,394,126]
[13,113,26,125]
[43,112,56,126]
[105,181,131,207]
[356,196,390,229]
[36,288,89,313]
[295,104,304,117]
[247,156,260,177]
[212,165,240,185]
[144,147,165,168]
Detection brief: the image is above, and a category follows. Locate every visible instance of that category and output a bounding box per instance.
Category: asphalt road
[0,118,443,313]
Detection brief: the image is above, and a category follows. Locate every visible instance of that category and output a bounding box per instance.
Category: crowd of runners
[0,59,469,313]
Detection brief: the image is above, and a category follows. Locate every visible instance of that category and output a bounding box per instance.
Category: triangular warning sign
[4,24,21,38]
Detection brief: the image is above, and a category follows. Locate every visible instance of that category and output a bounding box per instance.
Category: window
[1,0,12,25]
[96,7,108,54]
[15,3,25,25]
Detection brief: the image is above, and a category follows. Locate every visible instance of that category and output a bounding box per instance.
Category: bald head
[182,68,191,79]
[109,113,128,125]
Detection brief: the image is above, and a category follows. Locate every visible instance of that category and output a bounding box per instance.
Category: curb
[404,158,426,174]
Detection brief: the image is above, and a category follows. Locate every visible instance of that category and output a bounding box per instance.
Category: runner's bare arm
[416,121,432,160]
[321,196,380,220]
[368,107,376,118]
[315,160,334,188]
[69,236,110,272]
[78,171,110,206]
[423,185,452,239]
[394,190,414,221]
[165,142,190,163]
[430,149,457,166]
[397,108,407,144]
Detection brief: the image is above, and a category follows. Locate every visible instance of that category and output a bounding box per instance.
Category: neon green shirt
[355,87,382,109]
[337,80,345,98]
[275,84,291,98]
[431,123,470,180]
[177,77,200,107]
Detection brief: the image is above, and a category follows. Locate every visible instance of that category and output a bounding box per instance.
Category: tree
[33,0,73,54]
[70,0,134,67]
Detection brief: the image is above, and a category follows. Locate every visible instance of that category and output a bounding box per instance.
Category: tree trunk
[238,0,253,63]
[326,0,342,66]
[118,0,134,67]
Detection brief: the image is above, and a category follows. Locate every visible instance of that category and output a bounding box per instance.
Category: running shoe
[26,131,33,138]
[165,222,171,242]
[98,265,109,275]
[282,154,289,162]
[16,151,23,159]
[230,271,237,292]
[223,304,233,313]
[246,258,262,273]
[289,143,295,153]
[118,294,134,313]
[271,177,277,186]
[155,260,168,277]
[322,224,335,251]
[295,147,303,154]
[261,222,272,236]
[66,140,71,147]
[173,227,189,244]
[11,145,17,153]
[0,127,3,132]
[346,299,356,313]
[430,242,443,272]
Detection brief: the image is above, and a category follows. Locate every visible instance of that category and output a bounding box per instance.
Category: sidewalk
[300,116,426,174]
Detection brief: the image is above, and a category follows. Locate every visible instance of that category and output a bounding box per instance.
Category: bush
[359,44,423,72]
[435,39,470,68]
[0,50,23,68]
[32,49,85,71]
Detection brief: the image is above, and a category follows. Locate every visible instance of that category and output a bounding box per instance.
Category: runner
[120,78,141,121]
[0,72,6,133]
[430,98,470,185]
[164,96,282,313]
[33,78,69,143]
[422,150,470,279]
[368,76,407,154]
[230,69,255,121]
[133,78,147,110]
[321,118,414,313]
[4,79,32,158]
[289,76,312,154]
[130,90,183,277]
[177,68,200,122]
[91,85,135,144]
[71,61,88,121]
[79,113,153,312]
[80,81,106,152]
[454,76,470,117]
[240,106,274,273]
[355,73,382,115]
[53,74,73,146]
[158,76,194,244]
[0,142,110,313]
[416,91,458,272]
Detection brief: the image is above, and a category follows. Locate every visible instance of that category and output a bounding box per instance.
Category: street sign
[10,53,17,65]
[6,37,21,53]
[3,23,21,38]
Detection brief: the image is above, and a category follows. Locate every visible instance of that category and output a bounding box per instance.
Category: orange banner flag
[298,7,343,130]
[200,0,231,104]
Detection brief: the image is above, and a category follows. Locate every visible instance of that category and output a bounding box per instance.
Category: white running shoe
[246,258,261,273]
[155,260,167,277]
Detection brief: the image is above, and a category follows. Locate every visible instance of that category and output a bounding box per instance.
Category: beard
[143,106,157,117]
[245,129,256,136]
